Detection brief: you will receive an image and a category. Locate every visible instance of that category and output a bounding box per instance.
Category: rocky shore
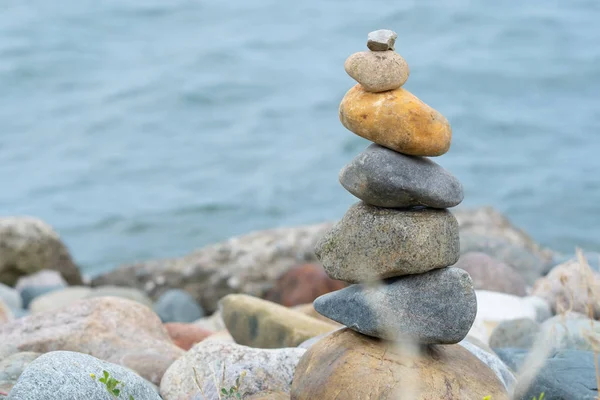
[1,30,599,400]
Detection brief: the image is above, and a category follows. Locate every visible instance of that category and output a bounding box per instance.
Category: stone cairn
[313,29,477,345]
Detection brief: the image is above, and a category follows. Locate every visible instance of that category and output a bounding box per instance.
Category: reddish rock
[165,322,214,351]
[454,252,528,296]
[265,264,346,307]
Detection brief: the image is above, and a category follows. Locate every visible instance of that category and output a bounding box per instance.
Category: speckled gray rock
[339,144,463,209]
[489,318,540,349]
[7,351,161,400]
[315,203,460,283]
[367,29,398,51]
[313,267,477,344]
[154,289,205,323]
[458,340,515,391]
[0,346,18,363]
[0,217,82,286]
[160,340,305,400]
[0,352,41,394]
[344,51,409,92]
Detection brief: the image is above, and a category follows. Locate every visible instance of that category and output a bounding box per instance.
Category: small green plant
[531,393,545,400]
[219,371,246,399]
[193,364,247,400]
[90,370,135,400]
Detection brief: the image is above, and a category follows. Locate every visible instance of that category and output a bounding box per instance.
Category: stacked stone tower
[313,29,477,345]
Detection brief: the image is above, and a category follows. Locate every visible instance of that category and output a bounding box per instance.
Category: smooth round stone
[313,267,477,344]
[339,144,463,208]
[153,289,205,323]
[367,29,397,51]
[339,84,452,156]
[314,203,459,283]
[344,51,409,92]
[489,318,540,350]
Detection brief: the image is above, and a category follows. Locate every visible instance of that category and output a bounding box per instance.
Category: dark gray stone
[0,352,41,394]
[7,351,161,400]
[314,203,460,283]
[153,289,205,323]
[313,267,476,344]
[367,29,398,51]
[495,348,598,400]
[20,285,63,310]
[489,318,540,349]
[339,144,463,209]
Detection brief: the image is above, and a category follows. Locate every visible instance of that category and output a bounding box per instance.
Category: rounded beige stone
[344,51,409,92]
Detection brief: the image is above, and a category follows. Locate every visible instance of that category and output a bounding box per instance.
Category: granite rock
[160,340,304,400]
[453,252,527,296]
[0,217,82,286]
[0,297,183,385]
[339,84,452,156]
[220,294,337,348]
[344,51,409,92]
[291,328,509,400]
[0,352,41,394]
[313,267,477,344]
[367,29,398,51]
[154,289,205,323]
[7,351,161,400]
[315,203,460,282]
[91,222,334,313]
[489,318,540,350]
[339,144,463,209]
[496,348,598,400]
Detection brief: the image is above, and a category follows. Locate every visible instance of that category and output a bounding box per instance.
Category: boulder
[160,340,304,400]
[453,207,555,284]
[220,294,337,348]
[154,289,205,323]
[7,351,161,400]
[532,257,600,318]
[291,328,509,399]
[453,252,527,296]
[91,222,333,313]
[0,297,183,385]
[339,85,452,156]
[314,268,476,344]
[0,217,82,286]
[264,264,346,307]
[315,203,460,283]
[496,348,599,400]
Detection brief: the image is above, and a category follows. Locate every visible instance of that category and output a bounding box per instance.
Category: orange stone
[339,84,452,156]
[164,322,214,351]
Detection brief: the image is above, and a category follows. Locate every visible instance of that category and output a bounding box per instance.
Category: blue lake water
[1,0,599,277]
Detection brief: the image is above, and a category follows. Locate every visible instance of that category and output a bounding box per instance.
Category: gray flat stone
[367,29,398,51]
[314,203,460,283]
[339,144,463,209]
[313,267,477,344]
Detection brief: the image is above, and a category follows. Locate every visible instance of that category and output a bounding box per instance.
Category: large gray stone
[7,351,161,400]
[489,318,540,350]
[0,217,82,286]
[0,352,41,394]
[315,203,460,283]
[154,289,205,323]
[339,144,464,209]
[160,340,304,400]
[313,267,477,344]
[367,29,398,51]
[496,348,598,400]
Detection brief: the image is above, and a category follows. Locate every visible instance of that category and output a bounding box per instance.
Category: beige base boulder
[220,294,338,349]
[291,328,509,400]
